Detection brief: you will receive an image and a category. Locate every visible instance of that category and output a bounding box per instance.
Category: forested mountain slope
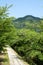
[13,15,43,32]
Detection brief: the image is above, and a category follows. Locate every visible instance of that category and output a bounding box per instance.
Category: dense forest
[12,15,43,65]
[0,6,43,65]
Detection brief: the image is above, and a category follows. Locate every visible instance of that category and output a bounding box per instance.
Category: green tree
[0,6,15,53]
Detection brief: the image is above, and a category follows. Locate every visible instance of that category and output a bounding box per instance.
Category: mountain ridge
[13,15,41,23]
[13,15,43,32]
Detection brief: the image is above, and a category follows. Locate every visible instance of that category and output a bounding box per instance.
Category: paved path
[7,47,29,65]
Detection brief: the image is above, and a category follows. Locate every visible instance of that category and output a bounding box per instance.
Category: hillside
[13,15,42,32]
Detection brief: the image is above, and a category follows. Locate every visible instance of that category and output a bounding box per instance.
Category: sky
[0,0,43,18]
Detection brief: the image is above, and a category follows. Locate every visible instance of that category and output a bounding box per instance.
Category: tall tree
[0,5,15,53]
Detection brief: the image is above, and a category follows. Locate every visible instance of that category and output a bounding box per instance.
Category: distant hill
[13,15,43,32]
[13,15,41,22]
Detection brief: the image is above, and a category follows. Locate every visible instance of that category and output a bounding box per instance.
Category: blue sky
[0,0,43,18]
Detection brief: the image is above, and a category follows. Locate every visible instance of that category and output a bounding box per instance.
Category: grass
[0,50,10,65]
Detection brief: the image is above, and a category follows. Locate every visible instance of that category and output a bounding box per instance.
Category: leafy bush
[11,29,43,65]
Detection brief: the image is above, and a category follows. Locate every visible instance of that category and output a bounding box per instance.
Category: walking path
[7,46,29,65]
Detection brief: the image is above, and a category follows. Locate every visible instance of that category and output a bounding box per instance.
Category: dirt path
[7,46,29,65]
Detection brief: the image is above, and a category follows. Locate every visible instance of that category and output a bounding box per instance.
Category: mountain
[13,15,42,32]
[13,15,41,22]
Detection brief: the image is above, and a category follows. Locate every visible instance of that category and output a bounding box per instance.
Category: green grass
[2,53,10,65]
[0,51,10,65]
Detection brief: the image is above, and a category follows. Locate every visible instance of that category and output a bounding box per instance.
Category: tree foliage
[0,6,15,52]
[11,29,43,65]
